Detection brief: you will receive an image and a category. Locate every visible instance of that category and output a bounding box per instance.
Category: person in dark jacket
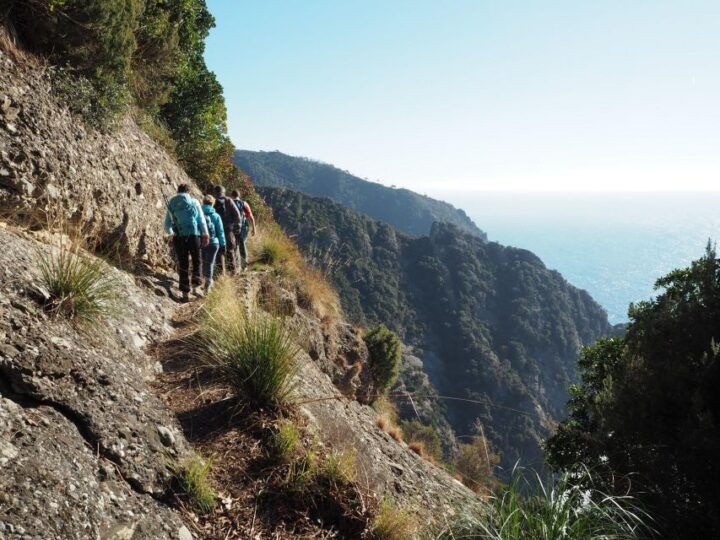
[213,185,242,275]
[230,190,257,270]
[200,194,225,292]
[164,184,209,301]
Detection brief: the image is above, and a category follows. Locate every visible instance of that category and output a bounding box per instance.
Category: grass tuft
[437,467,654,540]
[37,244,120,324]
[320,449,357,487]
[171,455,216,514]
[271,418,301,461]
[371,498,417,540]
[196,283,301,409]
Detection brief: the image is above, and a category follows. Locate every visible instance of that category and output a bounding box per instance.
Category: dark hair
[214,184,225,196]
[177,183,190,193]
[230,190,240,198]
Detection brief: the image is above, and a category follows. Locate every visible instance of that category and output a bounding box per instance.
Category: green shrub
[437,468,653,540]
[271,418,300,461]
[171,455,216,514]
[196,282,301,409]
[454,433,500,494]
[257,231,294,266]
[371,498,416,539]
[400,420,442,462]
[364,325,402,395]
[37,245,120,323]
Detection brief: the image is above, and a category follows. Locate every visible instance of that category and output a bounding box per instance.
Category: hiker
[200,194,226,292]
[230,190,257,270]
[164,184,209,301]
[212,185,243,274]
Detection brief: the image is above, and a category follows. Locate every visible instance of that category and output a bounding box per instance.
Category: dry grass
[387,426,403,442]
[250,224,340,321]
[0,22,39,66]
[408,441,426,457]
[195,276,301,410]
[371,498,417,540]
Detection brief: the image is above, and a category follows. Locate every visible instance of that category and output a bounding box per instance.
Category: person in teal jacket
[164,184,209,301]
[201,194,226,292]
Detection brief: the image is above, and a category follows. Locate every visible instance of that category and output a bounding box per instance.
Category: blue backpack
[204,213,216,240]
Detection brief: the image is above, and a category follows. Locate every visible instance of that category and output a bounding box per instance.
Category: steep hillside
[0,43,479,538]
[261,187,612,468]
[234,149,486,239]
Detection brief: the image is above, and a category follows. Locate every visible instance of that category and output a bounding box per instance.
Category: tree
[546,243,720,538]
[364,325,402,395]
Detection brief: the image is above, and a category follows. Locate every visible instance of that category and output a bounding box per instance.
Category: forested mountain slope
[234,149,486,239]
[261,187,612,467]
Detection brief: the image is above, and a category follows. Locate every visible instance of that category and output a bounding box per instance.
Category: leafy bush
[454,433,500,495]
[400,420,442,462]
[171,455,216,514]
[437,468,653,540]
[546,243,720,537]
[196,278,301,409]
[37,245,120,323]
[371,498,416,540]
[364,325,402,395]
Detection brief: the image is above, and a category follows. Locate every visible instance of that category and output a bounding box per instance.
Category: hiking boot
[204,280,214,293]
[181,291,190,303]
[193,286,204,298]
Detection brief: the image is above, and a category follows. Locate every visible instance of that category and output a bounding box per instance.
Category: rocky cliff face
[0,48,480,538]
[0,49,194,268]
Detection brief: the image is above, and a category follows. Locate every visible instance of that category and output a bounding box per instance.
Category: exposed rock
[0,49,198,268]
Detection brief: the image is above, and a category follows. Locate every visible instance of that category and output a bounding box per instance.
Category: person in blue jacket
[200,194,226,292]
[164,184,209,301]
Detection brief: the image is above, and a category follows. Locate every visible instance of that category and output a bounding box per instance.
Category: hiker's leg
[174,236,190,293]
[225,233,237,274]
[189,235,201,287]
[202,244,219,283]
[236,232,248,270]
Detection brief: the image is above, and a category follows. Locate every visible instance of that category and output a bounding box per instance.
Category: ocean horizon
[428,190,720,324]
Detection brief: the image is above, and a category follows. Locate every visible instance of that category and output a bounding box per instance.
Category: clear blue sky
[205,0,720,191]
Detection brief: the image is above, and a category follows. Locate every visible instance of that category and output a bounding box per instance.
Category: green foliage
[400,419,442,461]
[437,468,652,540]
[7,0,242,188]
[371,498,416,540]
[454,432,500,494]
[197,278,301,410]
[261,187,612,469]
[270,418,300,462]
[235,150,486,238]
[546,243,720,537]
[364,325,402,394]
[37,245,120,324]
[171,455,216,514]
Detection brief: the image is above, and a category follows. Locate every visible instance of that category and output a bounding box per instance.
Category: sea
[429,191,720,324]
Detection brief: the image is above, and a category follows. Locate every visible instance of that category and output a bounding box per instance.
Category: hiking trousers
[173,235,201,293]
[234,231,248,270]
[202,244,220,284]
[217,233,237,275]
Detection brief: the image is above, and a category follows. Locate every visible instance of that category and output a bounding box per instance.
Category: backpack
[214,196,237,228]
[233,199,248,230]
[168,194,196,236]
[204,212,216,240]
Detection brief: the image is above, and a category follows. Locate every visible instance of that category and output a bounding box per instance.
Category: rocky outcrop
[0,49,195,268]
[0,226,189,539]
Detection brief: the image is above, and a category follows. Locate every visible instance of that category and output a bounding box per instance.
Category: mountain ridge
[260,185,612,468]
[234,149,487,239]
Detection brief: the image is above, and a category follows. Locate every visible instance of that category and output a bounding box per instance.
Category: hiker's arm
[245,202,257,236]
[216,216,226,247]
[164,210,174,236]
